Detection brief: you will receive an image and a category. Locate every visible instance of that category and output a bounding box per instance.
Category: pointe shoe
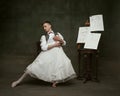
[11,81,19,88]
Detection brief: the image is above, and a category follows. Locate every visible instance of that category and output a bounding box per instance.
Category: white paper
[84,33,101,50]
[90,14,104,31]
[76,27,90,43]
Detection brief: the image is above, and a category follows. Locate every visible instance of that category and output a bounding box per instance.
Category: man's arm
[47,42,61,50]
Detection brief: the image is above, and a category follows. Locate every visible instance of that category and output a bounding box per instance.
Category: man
[11,21,76,88]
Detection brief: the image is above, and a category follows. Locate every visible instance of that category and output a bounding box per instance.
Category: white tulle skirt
[26,47,76,83]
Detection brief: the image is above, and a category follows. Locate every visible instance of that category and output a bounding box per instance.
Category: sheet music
[84,33,101,49]
[76,27,90,43]
[90,14,104,31]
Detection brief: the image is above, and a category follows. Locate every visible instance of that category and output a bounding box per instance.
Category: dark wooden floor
[0,55,120,96]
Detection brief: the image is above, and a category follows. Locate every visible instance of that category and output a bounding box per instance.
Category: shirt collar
[47,30,54,34]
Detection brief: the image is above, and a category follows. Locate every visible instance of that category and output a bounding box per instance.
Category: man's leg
[52,81,58,88]
[11,71,28,88]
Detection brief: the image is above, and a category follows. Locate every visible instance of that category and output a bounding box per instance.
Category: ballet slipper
[11,81,19,88]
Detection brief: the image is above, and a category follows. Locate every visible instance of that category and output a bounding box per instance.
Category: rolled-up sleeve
[57,32,66,46]
[40,35,48,51]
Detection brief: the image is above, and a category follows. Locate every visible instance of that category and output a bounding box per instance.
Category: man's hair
[42,21,52,26]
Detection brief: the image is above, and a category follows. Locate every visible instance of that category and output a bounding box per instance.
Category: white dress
[26,32,76,83]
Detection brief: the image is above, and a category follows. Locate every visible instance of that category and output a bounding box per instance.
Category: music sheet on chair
[90,14,104,31]
[84,33,101,50]
[76,27,90,43]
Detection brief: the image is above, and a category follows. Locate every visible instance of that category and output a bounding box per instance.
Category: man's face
[43,23,51,32]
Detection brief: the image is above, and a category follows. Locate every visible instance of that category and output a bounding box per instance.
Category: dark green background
[0,0,120,75]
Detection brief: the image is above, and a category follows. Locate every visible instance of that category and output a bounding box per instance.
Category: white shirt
[40,32,66,51]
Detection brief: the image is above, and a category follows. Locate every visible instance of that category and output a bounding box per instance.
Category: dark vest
[45,32,58,41]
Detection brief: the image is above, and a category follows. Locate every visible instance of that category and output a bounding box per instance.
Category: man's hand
[53,35,64,44]
[54,41,61,47]
[53,35,61,41]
